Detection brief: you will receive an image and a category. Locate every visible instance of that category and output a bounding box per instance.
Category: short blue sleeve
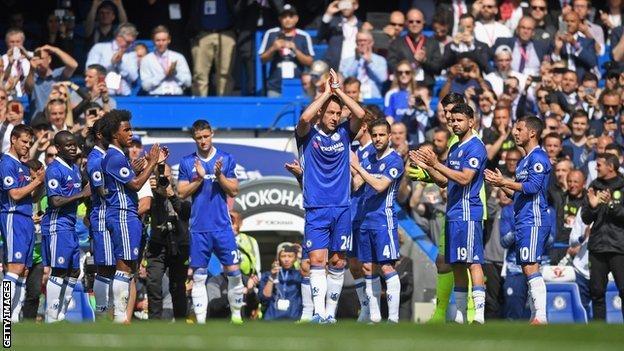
[87,159,104,188]
[521,153,550,195]
[0,162,20,191]
[178,157,194,182]
[45,166,65,197]
[224,154,236,179]
[460,143,485,171]
[381,156,404,181]
[105,153,135,184]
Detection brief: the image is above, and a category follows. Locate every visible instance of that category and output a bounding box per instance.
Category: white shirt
[569,209,589,280]
[474,21,513,47]
[1,121,13,154]
[1,53,31,97]
[137,180,153,200]
[140,49,192,95]
[340,17,359,62]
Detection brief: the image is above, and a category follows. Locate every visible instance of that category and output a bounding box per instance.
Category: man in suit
[552,11,598,80]
[387,8,442,89]
[317,0,362,70]
[492,16,551,77]
[442,13,491,73]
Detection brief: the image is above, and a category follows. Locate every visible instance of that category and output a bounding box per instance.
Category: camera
[157,163,169,187]
[414,96,424,106]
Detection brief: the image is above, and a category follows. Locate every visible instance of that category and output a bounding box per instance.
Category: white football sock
[372,275,382,310]
[13,277,26,323]
[528,273,547,322]
[325,266,344,318]
[94,275,111,314]
[226,270,245,320]
[354,278,369,322]
[385,272,401,323]
[365,275,381,323]
[300,277,314,320]
[3,273,20,322]
[112,271,132,323]
[453,288,468,324]
[45,276,65,323]
[58,277,77,320]
[309,266,327,318]
[472,285,486,324]
[191,268,208,324]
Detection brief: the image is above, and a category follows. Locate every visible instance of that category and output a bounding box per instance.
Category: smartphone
[11,104,20,114]
[12,47,20,60]
[338,0,352,11]
[585,87,595,95]
[458,25,465,34]
[552,67,567,74]
[98,75,105,84]
[531,75,542,82]
[87,108,98,116]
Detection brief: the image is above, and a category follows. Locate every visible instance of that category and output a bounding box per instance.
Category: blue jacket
[556,35,598,80]
[258,269,303,320]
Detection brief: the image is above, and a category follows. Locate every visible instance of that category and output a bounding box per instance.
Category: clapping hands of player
[194,158,206,179]
[131,158,147,173]
[284,159,303,178]
[349,150,361,172]
[145,143,161,167]
[414,147,438,168]
[30,167,45,186]
[214,157,224,177]
[484,168,505,187]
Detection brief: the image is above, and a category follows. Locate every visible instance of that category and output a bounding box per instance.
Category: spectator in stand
[134,43,148,69]
[473,0,513,47]
[384,60,420,123]
[84,0,128,48]
[387,8,442,89]
[543,132,566,165]
[318,0,362,71]
[563,110,594,169]
[573,0,605,55]
[339,30,387,99]
[475,88,497,130]
[438,56,490,97]
[6,100,24,126]
[499,0,524,31]
[0,88,13,154]
[577,73,601,121]
[556,70,582,111]
[258,245,303,320]
[483,103,515,170]
[591,88,621,136]
[86,23,139,96]
[430,11,452,57]
[189,0,237,96]
[71,64,116,114]
[582,153,624,321]
[376,11,406,57]
[484,46,522,96]
[24,45,78,115]
[140,26,192,96]
[598,0,623,39]
[534,87,552,119]
[586,141,623,186]
[529,0,557,41]
[552,11,599,80]
[258,5,314,97]
[442,14,491,72]
[390,121,409,152]
[41,11,76,69]
[2,28,31,98]
[551,169,587,263]
[492,16,550,77]
[45,99,70,134]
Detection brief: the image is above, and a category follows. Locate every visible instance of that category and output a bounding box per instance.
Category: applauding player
[42,131,91,322]
[295,69,366,323]
[0,125,45,322]
[413,103,488,324]
[485,116,551,325]
[350,119,405,323]
[177,120,244,325]
[101,110,164,323]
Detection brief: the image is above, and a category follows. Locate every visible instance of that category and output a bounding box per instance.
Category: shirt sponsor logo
[318,141,345,153]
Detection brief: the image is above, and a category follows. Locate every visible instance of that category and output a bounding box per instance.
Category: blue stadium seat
[606,281,623,324]
[546,282,588,324]
[64,282,96,323]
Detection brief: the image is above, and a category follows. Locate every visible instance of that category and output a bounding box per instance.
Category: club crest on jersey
[506,287,514,296]
[331,133,341,142]
[533,162,544,173]
[362,151,369,159]
[469,158,479,168]
[379,163,386,171]
[389,168,398,178]
[3,176,14,187]
[133,247,139,255]
[57,257,65,265]
[92,171,102,182]
[48,179,59,189]
[306,240,312,248]
[14,251,22,259]
[119,167,131,177]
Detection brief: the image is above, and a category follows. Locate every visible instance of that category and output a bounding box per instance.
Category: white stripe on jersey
[51,232,57,267]
[6,213,13,260]
[115,180,131,259]
[467,221,473,263]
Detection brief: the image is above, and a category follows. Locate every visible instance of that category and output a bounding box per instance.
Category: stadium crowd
[0,0,623,325]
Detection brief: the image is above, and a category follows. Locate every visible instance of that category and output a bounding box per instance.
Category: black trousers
[589,251,624,320]
[23,262,44,319]
[483,262,505,319]
[145,242,189,320]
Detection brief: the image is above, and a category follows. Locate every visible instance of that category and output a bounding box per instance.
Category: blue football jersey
[86,146,107,232]
[178,149,237,232]
[513,146,551,228]
[296,121,354,208]
[41,157,83,233]
[360,149,405,229]
[102,145,139,216]
[0,153,33,217]
[351,142,375,223]
[446,135,487,221]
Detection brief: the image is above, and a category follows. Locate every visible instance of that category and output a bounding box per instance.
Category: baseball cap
[280,4,297,16]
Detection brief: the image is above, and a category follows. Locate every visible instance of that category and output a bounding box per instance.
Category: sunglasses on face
[531,6,546,11]
[390,22,404,27]
[538,95,548,101]
[604,104,620,110]
[408,20,423,24]
[482,4,496,9]
[397,70,412,75]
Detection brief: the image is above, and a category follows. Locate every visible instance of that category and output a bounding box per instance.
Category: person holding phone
[258,245,303,321]
[318,0,362,73]
[1,28,32,98]
[140,25,191,96]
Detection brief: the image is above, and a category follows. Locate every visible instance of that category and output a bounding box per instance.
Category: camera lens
[158,175,169,187]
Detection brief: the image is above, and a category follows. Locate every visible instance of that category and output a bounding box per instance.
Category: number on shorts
[457,247,467,260]
[520,247,529,261]
[340,235,349,250]
[231,250,240,264]
[383,245,390,258]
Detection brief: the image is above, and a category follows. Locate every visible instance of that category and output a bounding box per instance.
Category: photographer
[258,244,303,321]
[145,162,190,320]
[404,85,433,147]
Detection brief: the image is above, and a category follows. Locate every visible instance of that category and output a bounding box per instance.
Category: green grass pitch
[10,321,624,351]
